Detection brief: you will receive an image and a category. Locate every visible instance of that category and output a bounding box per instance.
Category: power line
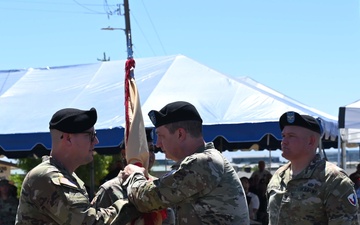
[72,0,104,14]
[130,11,157,56]
[0,6,105,14]
[99,0,168,57]
[140,0,167,55]
[103,0,121,18]
[0,0,112,6]
[0,0,116,14]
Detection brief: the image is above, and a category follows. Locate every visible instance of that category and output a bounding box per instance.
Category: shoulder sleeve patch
[347,193,357,206]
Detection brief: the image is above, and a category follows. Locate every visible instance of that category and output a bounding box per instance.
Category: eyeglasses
[60,131,97,142]
[81,131,97,142]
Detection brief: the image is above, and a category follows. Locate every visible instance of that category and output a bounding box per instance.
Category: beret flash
[148,101,203,128]
[279,111,322,135]
[49,107,97,133]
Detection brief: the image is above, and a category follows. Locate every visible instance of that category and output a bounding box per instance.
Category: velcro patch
[59,177,78,188]
[347,193,357,206]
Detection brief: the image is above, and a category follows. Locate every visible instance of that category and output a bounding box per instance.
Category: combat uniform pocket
[51,177,89,209]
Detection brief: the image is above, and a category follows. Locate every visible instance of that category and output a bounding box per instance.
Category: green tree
[9,173,25,197]
[75,153,114,190]
[14,153,119,196]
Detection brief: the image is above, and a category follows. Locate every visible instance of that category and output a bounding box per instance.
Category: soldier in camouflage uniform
[15,108,133,225]
[122,101,250,225]
[267,111,359,225]
[92,133,175,225]
[91,177,141,225]
[0,179,19,225]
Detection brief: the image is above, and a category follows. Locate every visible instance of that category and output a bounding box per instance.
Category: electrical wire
[103,0,120,18]
[0,0,115,14]
[72,0,105,14]
[140,0,167,55]
[130,11,157,56]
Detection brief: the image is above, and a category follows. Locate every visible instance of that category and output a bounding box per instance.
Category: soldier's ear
[309,134,317,147]
[177,128,186,141]
[61,133,72,143]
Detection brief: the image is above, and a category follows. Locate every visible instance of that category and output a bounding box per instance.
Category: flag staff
[122,2,167,223]
[123,0,148,170]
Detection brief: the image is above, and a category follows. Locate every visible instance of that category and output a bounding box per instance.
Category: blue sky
[1,0,360,119]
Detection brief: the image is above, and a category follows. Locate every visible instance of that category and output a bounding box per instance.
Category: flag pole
[123,0,149,172]
[122,2,167,224]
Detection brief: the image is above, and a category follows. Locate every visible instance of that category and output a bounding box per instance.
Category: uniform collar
[279,154,322,179]
[171,142,215,169]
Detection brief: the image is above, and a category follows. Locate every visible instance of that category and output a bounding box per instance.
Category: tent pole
[267,134,271,170]
[338,128,347,169]
[220,138,223,152]
[341,142,347,169]
[337,128,342,167]
[90,160,95,199]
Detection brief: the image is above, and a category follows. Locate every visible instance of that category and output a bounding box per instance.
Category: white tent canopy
[339,99,360,144]
[0,54,338,158]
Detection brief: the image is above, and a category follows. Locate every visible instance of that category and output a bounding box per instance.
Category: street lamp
[101,26,124,31]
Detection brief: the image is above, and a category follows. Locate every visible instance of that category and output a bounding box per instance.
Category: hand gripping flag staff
[123,1,167,224]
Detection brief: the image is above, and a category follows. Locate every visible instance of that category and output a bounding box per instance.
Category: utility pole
[123,0,133,59]
[97,52,110,62]
[100,1,132,60]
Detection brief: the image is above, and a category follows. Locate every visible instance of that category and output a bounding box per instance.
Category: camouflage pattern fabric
[267,154,359,225]
[91,177,141,225]
[92,174,176,225]
[15,156,133,225]
[0,195,19,225]
[125,142,250,225]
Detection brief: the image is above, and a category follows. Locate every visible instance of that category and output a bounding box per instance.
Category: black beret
[49,107,97,133]
[279,111,322,134]
[0,179,9,186]
[146,128,153,142]
[148,101,203,128]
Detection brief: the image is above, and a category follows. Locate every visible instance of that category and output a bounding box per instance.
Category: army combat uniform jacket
[15,156,131,225]
[91,176,176,225]
[125,142,250,225]
[267,154,359,225]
